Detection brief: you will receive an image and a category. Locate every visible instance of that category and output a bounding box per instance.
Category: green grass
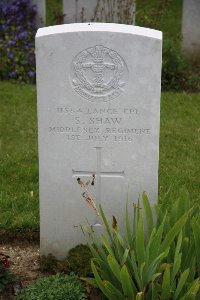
[0,82,39,231]
[159,92,200,203]
[0,81,199,231]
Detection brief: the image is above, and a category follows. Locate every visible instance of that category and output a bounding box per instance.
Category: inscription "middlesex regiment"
[49,104,150,143]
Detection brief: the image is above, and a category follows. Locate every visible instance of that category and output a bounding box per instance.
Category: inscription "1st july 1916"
[48,106,151,143]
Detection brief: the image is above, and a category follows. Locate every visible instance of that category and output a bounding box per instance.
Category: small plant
[82,189,200,299]
[0,0,37,83]
[0,252,14,292]
[17,273,88,300]
[136,0,199,92]
[66,244,93,277]
[136,0,172,30]
[40,245,92,277]
[39,253,57,272]
[162,37,199,92]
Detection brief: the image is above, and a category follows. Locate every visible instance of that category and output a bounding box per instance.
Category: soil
[0,231,42,300]
[0,231,102,300]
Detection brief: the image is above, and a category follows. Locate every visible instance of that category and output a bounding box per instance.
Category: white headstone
[182,0,200,61]
[32,0,46,27]
[36,23,162,259]
[63,0,135,24]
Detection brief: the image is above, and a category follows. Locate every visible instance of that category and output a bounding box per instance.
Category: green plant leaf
[179,280,200,300]
[139,262,146,283]
[182,237,189,262]
[188,257,196,282]
[101,235,115,257]
[99,205,113,243]
[113,231,125,263]
[130,250,143,290]
[144,248,169,285]
[120,265,136,298]
[121,248,130,266]
[88,242,107,263]
[142,191,154,237]
[126,201,133,248]
[148,214,166,263]
[174,230,182,261]
[135,213,145,268]
[113,229,126,248]
[91,260,114,300]
[183,240,195,272]
[81,277,97,287]
[160,213,188,254]
[172,253,182,282]
[104,281,125,300]
[161,264,171,299]
[174,268,190,299]
[155,204,165,224]
[192,218,200,276]
[151,282,160,299]
[133,199,140,237]
[92,258,119,286]
[176,188,190,221]
[151,273,161,282]
[107,255,121,282]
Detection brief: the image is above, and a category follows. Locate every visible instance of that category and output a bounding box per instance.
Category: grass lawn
[0,82,39,231]
[159,92,200,203]
[0,81,199,231]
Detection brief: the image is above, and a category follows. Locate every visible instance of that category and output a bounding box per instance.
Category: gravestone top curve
[36,23,162,40]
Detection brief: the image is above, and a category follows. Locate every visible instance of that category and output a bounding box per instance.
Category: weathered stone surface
[182,0,200,61]
[32,0,46,27]
[36,23,162,259]
[63,0,135,24]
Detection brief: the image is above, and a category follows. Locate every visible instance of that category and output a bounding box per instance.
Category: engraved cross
[72,147,125,225]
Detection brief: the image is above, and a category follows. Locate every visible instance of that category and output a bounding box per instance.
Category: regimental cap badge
[89,45,107,63]
[70,45,128,102]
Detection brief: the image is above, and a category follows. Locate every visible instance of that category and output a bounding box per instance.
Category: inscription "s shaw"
[75,117,122,125]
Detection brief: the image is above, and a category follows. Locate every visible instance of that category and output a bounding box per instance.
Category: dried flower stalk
[76,174,99,216]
